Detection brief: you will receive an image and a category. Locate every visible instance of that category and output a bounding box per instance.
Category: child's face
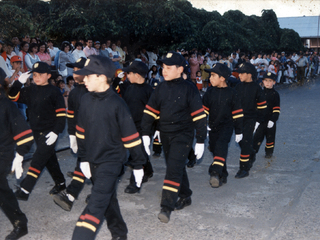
[239,72,252,82]
[73,67,85,83]
[60,82,65,89]
[196,72,201,77]
[84,74,109,92]
[263,78,275,89]
[33,72,50,86]
[209,72,226,87]
[162,64,183,81]
[127,72,140,84]
[12,62,22,70]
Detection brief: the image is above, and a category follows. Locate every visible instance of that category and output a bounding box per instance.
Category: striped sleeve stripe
[214,156,225,162]
[29,167,41,174]
[122,132,139,142]
[67,114,74,118]
[83,214,100,224]
[56,108,66,113]
[67,110,74,114]
[257,106,267,109]
[257,101,267,106]
[124,139,141,148]
[73,176,84,183]
[76,222,96,232]
[203,105,209,111]
[213,162,224,166]
[163,186,178,192]
[233,114,244,119]
[8,92,20,102]
[76,125,85,133]
[56,113,67,117]
[144,109,158,119]
[74,171,85,177]
[13,129,32,140]
[164,179,180,187]
[204,110,209,115]
[146,105,160,114]
[273,110,280,113]
[232,109,243,115]
[17,136,34,146]
[273,107,280,110]
[76,132,85,139]
[191,108,204,116]
[193,114,206,122]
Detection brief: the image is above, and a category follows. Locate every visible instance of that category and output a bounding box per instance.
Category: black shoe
[5,225,28,240]
[174,196,192,210]
[265,153,273,159]
[111,237,127,240]
[142,172,153,183]
[49,183,66,195]
[85,194,91,204]
[67,171,73,178]
[53,191,73,211]
[15,188,29,201]
[153,152,161,157]
[124,184,140,194]
[209,174,222,188]
[158,208,171,223]
[235,169,249,179]
[221,176,227,184]
[187,158,196,168]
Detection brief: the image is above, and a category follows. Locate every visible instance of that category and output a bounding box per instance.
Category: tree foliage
[0,0,304,53]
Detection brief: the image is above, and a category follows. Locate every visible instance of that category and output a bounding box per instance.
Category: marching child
[141,51,207,223]
[9,62,67,200]
[234,62,267,178]
[0,68,34,240]
[71,55,146,240]
[202,63,243,187]
[253,72,280,158]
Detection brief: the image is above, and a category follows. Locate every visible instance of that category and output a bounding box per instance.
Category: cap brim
[66,63,75,68]
[159,58,179,66]
[74,68,95,76]
[122,66,132,73]
[204,68,216,73]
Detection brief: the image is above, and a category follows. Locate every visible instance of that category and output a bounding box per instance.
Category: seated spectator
[24,43,40,70]
[47,40,59,68]
[59,41,75,78]
[72,42,86,61]
[37,42,51,66]
[83,38,96,57]
[65,75,75,92]
[18,41,29,72]
[94,41,101,55]
[148,65,160,82]
[100,42,110,58]
[1,42,16,70]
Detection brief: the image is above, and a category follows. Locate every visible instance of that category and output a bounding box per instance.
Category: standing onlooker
[37,42,51,66]
[311,52,319,77]
[295,51,308,85]
[83,39,96,57]
[189,52,200,83]
[47,40,59,69]
[110,43,122,69]
[12,36,20,55]
[147,49,158,69]
[72,42,86,61]
[200,59,211,91]
[116,40,125,68]
[18,41,29,72]
[25,43,40,70]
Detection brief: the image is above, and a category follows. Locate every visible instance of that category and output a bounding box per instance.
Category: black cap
[159,51,185,67]
[205,63,231,80]
[235,62,257,78]
[66,57,87,69]
[74,55,116,78]
[122,60,149,77]
[0,67,6,86]
[262,72,277,81]
[29,62,51,74]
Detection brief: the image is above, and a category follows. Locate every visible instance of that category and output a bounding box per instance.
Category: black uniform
[235,81,267,171]
[65,84,88,199]
[253,87,280,156]
[141,77,207,211]
[8,80,66,193]
[0,89,34,232]
[203,86,243,179]
[72,88,146,240]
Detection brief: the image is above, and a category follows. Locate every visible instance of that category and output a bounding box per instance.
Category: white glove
[142,135,150,155]
[253,122,260,133]
[153,130,161,143]
[11,152,24,179]
[235,134,243,143]
[267,121,274,128]
[80,162,91,179]
[18,72,31,84]
[117,71,125,79]
[207,125,211,137]
[133,169,144,188]
[45,132,58,145]
[69,135,78,153]
[194,143,204,160]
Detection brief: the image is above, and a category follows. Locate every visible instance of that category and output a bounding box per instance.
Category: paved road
[2,78,320,240]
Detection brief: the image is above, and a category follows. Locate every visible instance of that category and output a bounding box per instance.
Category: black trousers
[239,118,256,171]
[297,66,306,84]
[66,157,86,199]
[160,131,193,211]
[152,136,162,154]
[208,125,233,178]
[253,122,276,155]
[0,156,28,228]
[20,131,65,193]
[72,161,127,240]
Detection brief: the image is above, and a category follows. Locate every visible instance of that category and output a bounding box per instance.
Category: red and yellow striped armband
[13,129,34,146]
[75,125,85,139]
[143,105,160,119]
[232,109,244,119]
[56,108,67,117]
[67,109,74,118]
[273,106,280,114]
[191,108,206,122]
[122,132,141,148]
[257,101,267,109]
[203,105,209,115]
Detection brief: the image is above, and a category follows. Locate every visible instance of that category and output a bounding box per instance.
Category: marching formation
[0,49,281,239]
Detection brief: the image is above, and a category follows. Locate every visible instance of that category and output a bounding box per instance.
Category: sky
[188,0,320,18]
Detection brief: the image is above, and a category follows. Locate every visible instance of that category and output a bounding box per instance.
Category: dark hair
[20,41,29,52]
[57,80,65,87]
[60,41,71,51]
[28,43,38,53]
[66,76,74,84]
[38,42,48,53]
[74,42,83,49]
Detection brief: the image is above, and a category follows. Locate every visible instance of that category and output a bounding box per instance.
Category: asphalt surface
[1,77,320,240]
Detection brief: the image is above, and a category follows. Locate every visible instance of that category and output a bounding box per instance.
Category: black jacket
[203,86,243,134]
[141,77,207,143]
[263,87,280,122]
[9,81,66,134]
[235,81,267,123]
[0,89,34,158]
[76,88,146,168]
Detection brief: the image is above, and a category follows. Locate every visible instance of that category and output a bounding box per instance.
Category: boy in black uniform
[202,63,243,187]
[8,62,66,200]
[120,60,154,193]
[53,57,88,211]
[0,68,34,240]
[141,52,207,223]
[253,72,280,158]
[234,63,267,178]
[71,55,146,240]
